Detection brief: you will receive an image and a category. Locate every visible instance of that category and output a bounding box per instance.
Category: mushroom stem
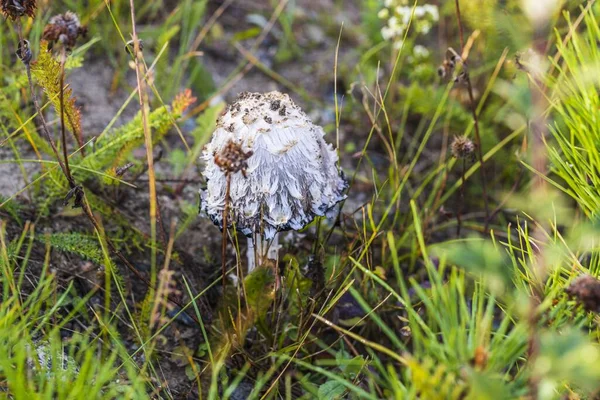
[247,237,256,273]
[247,233,280,274]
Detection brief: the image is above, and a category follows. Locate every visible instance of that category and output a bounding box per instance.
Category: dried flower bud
[124,39,144,56]
[1,0,36,20]
[115,162,134,177]
[42,11,86,51]
[566,275,600,313]
[213,140,253,177]
[63,184,84,208]
[438,48,469,84]
[451,135,475,159]
[16,39,32,64]
[437,62,451,79]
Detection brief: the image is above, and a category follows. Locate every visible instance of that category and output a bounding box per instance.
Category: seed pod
[213,140,253,177]
[451,135,475,160]
[42,11,86,51]
[124,39,144,56]
[16,39,32,64]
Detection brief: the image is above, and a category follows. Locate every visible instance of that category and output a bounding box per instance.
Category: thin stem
[247,236,256,273]
[24,65,68,179]
[457,158,465,236]
[59,47,74,188]
[465,79,490,228]
[17,23,70,184]
[453,0,491,231]
[454,0,465,50]
[129,0,158,289]
[221,173,231,287]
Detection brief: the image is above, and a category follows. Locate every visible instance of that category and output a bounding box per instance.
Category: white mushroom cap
[200,91,347,240]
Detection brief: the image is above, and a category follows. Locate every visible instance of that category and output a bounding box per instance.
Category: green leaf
[40,232,104,265]
[193,102,225,143]
[283,254,312,317]
[466,370,513,400]
[244,267,275,323]
[534,329,600,396]
[318,380,346,400]
[435,237,511,295]
[30,41,83,143]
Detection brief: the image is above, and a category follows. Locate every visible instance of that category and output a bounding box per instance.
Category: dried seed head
[42,11,86,51]
[124,39,144,56]
[566,275,600,313]
[451,136,475,159]
[1,0,36,20]
[213,140,253,176]
[438,48,469,83]
[115,162,135,177]
[16,39,32,64]
[437,59,453,79]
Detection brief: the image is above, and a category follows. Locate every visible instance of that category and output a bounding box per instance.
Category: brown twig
[454,0,465,50]
[129,0,159,289]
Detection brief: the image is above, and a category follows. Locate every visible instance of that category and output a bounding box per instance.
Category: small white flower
[414,6,426,18]
[393,25,405,37]
[393,39,405,50]
[381,26,394,40]
[397,6,411,25]
[522,0,560,27]
[413,44,430,58]
[423,4,439,21]
[420,21,432,34]
[381,1,439,44]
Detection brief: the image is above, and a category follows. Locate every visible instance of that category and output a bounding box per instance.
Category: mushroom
[200,91,347,273]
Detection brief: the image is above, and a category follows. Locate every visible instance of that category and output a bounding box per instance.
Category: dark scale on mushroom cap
[270,100,281,111]
[279,105,287,116]
[264,116,272,124]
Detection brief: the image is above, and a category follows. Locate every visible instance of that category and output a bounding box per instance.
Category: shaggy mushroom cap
[200,91,347,240]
